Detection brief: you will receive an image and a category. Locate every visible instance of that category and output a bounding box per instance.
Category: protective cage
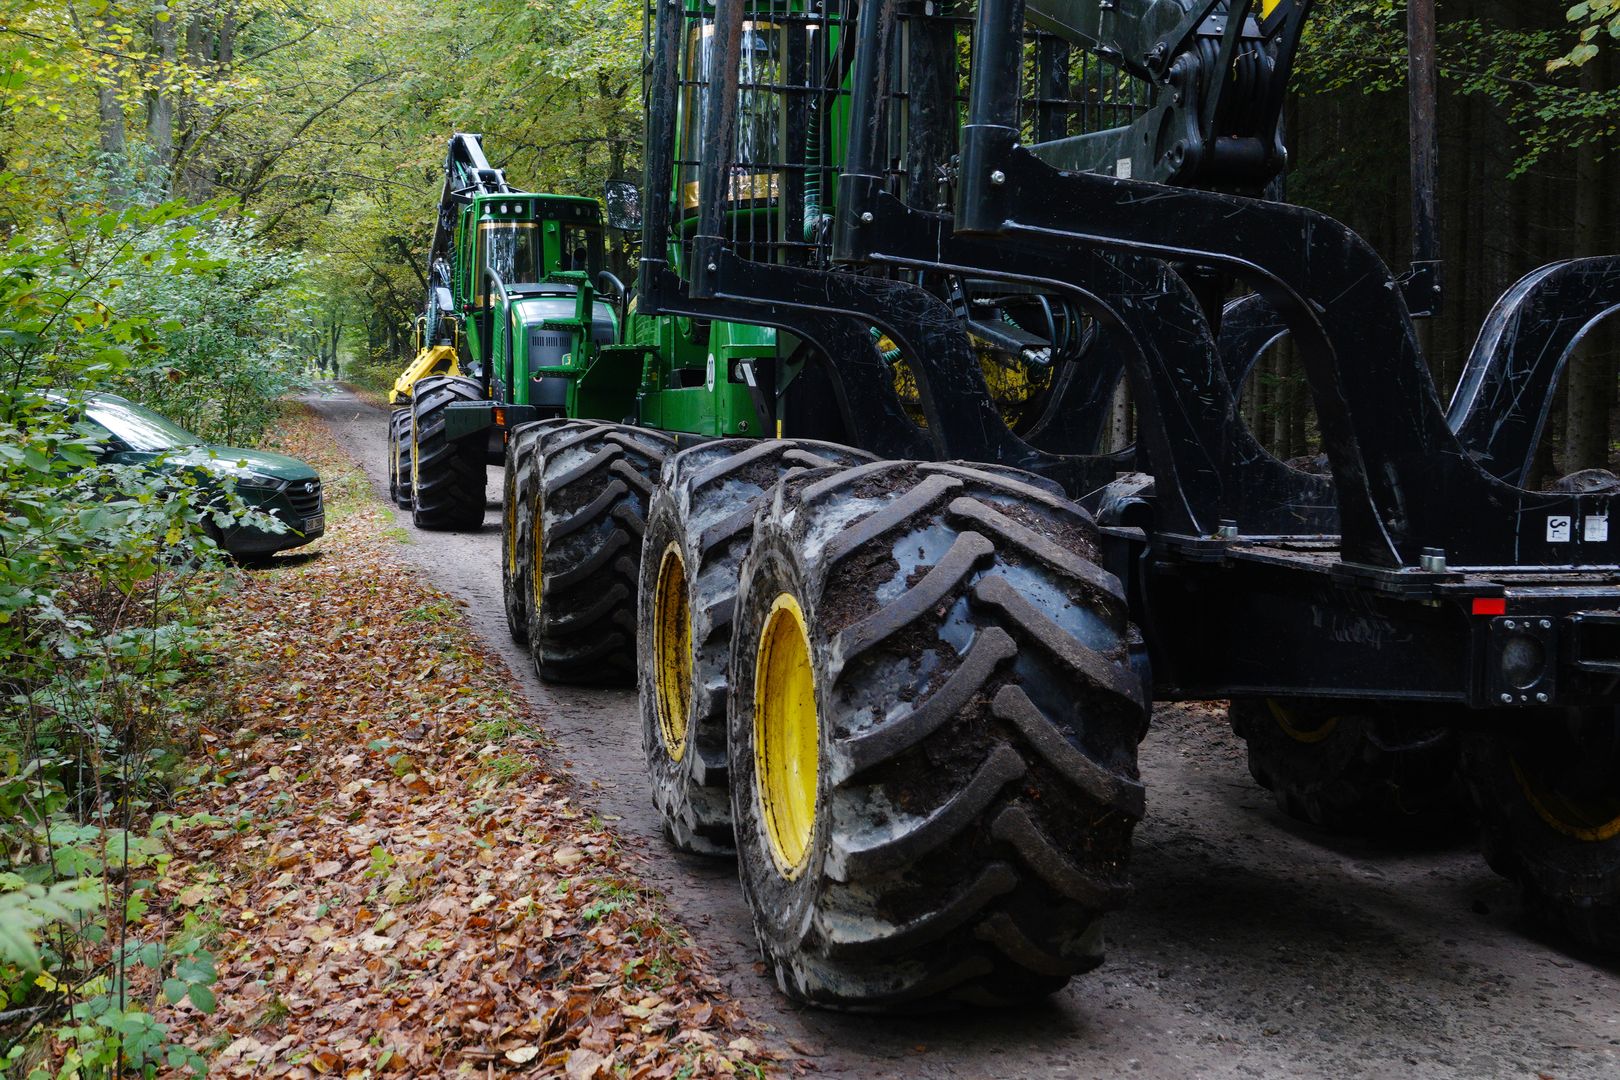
[639,0,1191,464]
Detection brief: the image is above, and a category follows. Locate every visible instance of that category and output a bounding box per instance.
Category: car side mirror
[604,180,643,233]
[97,434,132,459]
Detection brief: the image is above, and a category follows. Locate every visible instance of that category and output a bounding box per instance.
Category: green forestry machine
[482,0,1620,1011]
[386,133,618,529]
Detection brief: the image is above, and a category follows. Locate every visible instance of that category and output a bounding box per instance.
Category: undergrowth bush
[107,218,311,448]
[0,186,307,1076]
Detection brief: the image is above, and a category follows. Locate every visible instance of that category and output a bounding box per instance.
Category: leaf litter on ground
[152,402,781,1078]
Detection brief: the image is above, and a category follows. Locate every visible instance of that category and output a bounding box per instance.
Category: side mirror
[603,180,643,233]
[98,433,133,458]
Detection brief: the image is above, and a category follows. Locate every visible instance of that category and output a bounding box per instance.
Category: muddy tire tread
[729,460,1149,1010]
[1463,732,1620,952]
[410,375,486,531]
[639,439,876,856]
[529,421,674,684]
[501,421,556,643]
[1230,699,1468,835]
[387,408,413,508]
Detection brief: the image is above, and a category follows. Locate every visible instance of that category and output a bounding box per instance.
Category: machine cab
[455,195,612,398]
[458,194,606,307]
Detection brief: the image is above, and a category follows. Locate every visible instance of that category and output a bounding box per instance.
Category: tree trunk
[1267,347,1286,453]
[174,11,216,199]
[98,86,126,160]
[97,81,127,205]
[146,7,179,194]
[326,310,346,370]
[220,7,235,65]
[95,13,128,203]
[1283,339,1309,458]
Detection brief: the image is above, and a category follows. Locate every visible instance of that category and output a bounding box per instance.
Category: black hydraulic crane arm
[423,133,516,344]
[1023,0,1220,79]
[1013,0,1308,191]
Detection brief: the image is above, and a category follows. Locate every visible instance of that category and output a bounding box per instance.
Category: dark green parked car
[75,392,325,557]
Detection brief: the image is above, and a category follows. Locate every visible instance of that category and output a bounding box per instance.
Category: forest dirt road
[304,383,1619,1079]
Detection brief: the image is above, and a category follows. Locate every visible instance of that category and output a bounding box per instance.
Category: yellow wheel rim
[1267,699,1338,744]
[504,475,518,579]
[754,593,819,878]
[530,490,544,613]
[652,543,692,761]
[1512,757,1620,842]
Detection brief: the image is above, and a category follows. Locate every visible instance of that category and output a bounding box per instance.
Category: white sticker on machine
[1116,158,1133,180]
[1547,515,1572,542]
[1585,515,1609,542]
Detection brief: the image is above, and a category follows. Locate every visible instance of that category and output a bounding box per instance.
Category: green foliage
[1290,1,1619,176]
[0,882,101,972]
[1551,1,1620,71]
[1292,0,1404,95]
[1,195,310,447]
[1447,16,1619,173]
[0,195,272,1075]
[106,218,311,446]
[4,0,641,376]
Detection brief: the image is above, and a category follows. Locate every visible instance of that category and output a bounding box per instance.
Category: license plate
[305,511,325,535]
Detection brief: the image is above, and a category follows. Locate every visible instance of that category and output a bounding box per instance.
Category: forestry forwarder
[488,0,1620,1012]
[390,133,877,684]
[386,133,620,530]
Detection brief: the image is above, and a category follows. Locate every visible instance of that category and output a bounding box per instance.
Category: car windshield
[85,396,202,452]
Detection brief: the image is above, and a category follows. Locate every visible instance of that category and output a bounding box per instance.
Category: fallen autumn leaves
[154,404,775,1077]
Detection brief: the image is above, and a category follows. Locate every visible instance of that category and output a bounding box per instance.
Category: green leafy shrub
[0,188,305,1076]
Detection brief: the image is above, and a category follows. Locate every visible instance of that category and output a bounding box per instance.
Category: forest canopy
[1,0,643,376]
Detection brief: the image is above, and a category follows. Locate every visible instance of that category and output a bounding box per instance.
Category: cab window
[477,221,541,301]
[557,224,604,274]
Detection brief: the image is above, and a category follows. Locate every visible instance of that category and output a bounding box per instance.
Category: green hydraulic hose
[870,326,902,365]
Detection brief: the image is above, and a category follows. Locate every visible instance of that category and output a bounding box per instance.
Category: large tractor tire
[387,408,413,509]
[638,439,876,857]
[726,460,1150,1009]
[1229,699,1469,835]
[409,375,486,531]
[523,421,674,684]
[1464,713,1620,952]
[500,420,558,644]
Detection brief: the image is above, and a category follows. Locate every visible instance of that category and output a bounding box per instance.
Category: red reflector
[1472,597,1506,616]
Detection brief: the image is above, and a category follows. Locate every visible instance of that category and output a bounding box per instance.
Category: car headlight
[200,457,285,492]
[233,473,287,492]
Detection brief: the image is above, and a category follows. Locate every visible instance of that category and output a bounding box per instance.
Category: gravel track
[301,385,1619,1079]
